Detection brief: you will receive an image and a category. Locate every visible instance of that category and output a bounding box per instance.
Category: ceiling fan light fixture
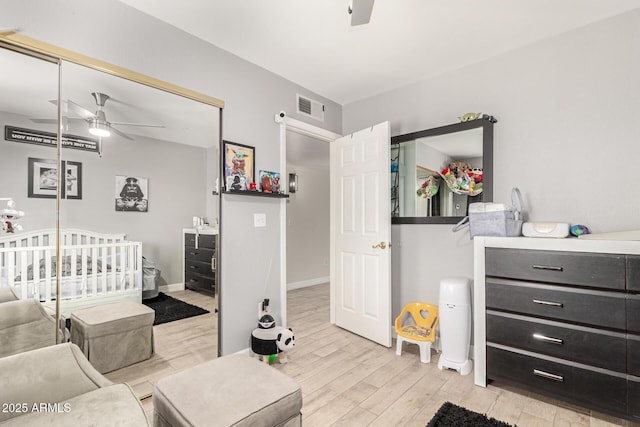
[88,119,111,137]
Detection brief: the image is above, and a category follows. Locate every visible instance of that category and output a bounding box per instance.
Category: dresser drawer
[185,233,197,247]
[185,271,215,292]
[628,256,640,292]
[629,377,640,420]
[487,346,626,415]
[629,337,640,376]
[486,248,625,290]
[185,233,216,249]
[185,259,214,278]
[487,312,626,372]
[185,247,215,263]
[486,279,626,330]
[199,234,216,249]
[629,296,640,334]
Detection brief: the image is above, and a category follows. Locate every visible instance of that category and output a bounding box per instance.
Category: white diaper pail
[437,277,473,375]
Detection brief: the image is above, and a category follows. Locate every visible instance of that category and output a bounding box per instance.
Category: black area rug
[143,292,210,325]
[427,402,515,427]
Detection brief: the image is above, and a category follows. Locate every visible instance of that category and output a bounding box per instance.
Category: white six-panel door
[330,121,391,347]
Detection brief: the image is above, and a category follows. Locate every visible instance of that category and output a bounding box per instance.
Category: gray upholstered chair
[0,298,58,358]
[0,286,18,303]
[0,342,150,426]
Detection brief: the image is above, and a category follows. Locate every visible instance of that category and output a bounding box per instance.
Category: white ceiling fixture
[118,0,640,105]
[348,0,375,26]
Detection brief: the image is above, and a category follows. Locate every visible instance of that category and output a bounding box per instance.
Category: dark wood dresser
[474,237,640,422]
[183,229,217,296]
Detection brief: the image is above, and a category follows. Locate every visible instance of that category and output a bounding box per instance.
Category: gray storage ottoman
[153,354,302,427]
[70,300,155,373]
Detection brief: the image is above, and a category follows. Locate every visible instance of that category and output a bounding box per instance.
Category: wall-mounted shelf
[222,190,289,199]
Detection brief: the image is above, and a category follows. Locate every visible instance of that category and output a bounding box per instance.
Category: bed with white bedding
[0,229,142,315]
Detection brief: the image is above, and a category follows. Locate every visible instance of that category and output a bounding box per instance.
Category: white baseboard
[287,276,329,291]
[159,282,185,293]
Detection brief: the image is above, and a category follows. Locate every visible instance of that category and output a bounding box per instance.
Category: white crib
[0,229,142,315]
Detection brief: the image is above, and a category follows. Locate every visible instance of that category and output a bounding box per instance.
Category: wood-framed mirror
[391,117,495,224]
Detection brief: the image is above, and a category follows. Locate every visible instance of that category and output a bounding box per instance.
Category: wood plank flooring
[106,284,637,426]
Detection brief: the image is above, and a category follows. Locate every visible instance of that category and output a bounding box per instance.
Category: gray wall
[1,0,342,354]
[0,111,207,285]
[286,164,330,288]
[344,10,640,318]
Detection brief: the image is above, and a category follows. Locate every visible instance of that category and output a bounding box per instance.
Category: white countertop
[183,227,218,235]
[475,236,640,255]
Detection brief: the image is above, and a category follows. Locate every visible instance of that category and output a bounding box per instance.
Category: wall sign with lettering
[4,126,99,153]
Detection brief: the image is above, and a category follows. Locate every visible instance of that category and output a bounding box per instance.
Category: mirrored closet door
[0,45,61,354]
[0,40,222,372]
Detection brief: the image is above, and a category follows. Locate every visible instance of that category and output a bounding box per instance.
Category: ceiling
[118,0,640,105]
[0,47,219,149]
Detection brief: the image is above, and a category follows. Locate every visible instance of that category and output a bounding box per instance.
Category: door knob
[372,242,387,249]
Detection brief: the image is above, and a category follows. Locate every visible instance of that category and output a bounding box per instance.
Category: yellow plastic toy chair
[395,302,439,363]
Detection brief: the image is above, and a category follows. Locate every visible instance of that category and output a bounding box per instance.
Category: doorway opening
[276,115,339,328]
[285,130,330,323]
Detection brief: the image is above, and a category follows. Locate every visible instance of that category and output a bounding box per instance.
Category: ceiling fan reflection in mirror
[348,0,375,26]
[31,92,164,141]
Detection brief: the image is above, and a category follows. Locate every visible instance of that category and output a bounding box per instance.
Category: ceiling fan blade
[109,126,134,141]
[50,99,96,119]
[111,122,165,128]
[350,0,375,26]
[31,117,85,123]
[30,118,58,124]
[111,127,133,141]
[67,99,97,119]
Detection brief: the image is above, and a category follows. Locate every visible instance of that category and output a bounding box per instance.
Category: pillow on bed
[15,256,103,281]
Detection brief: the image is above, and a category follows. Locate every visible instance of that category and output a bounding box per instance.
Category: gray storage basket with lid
[452,187,524,239]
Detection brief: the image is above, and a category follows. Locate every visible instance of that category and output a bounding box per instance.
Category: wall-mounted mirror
[391,118,494,224]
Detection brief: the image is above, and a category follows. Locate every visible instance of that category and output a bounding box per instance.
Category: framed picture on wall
[223,140,255,191]
[64,161,82,200]
[27,157,83,199]
[115,175,149,212]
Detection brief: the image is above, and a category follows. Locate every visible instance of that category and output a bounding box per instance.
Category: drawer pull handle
[533,299,563,307]
[532,264,563,272]
[533,333,564,345]
[189,252,197,256]
[533,369,564,382]
[189,279,198,283]
[189,265,197,269]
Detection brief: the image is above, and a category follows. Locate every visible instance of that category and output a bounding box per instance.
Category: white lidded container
[437,277,473,375]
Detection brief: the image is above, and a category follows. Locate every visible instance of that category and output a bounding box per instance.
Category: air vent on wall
[296,94,324,122]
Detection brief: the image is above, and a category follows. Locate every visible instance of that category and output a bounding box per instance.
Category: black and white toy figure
[251,325,295,365]
[275,328,295,364]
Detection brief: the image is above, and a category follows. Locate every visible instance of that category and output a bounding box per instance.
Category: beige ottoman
[153,354,302,427]
[70,301,155,373]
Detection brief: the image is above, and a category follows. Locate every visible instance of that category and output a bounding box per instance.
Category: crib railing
[0,241,142,303]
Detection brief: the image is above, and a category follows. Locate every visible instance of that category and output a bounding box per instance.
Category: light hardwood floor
[107,284,637,426]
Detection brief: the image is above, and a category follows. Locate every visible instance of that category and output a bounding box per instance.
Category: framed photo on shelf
[259,170,282,193]
[223,140,255,191]
[27,157,83,199]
